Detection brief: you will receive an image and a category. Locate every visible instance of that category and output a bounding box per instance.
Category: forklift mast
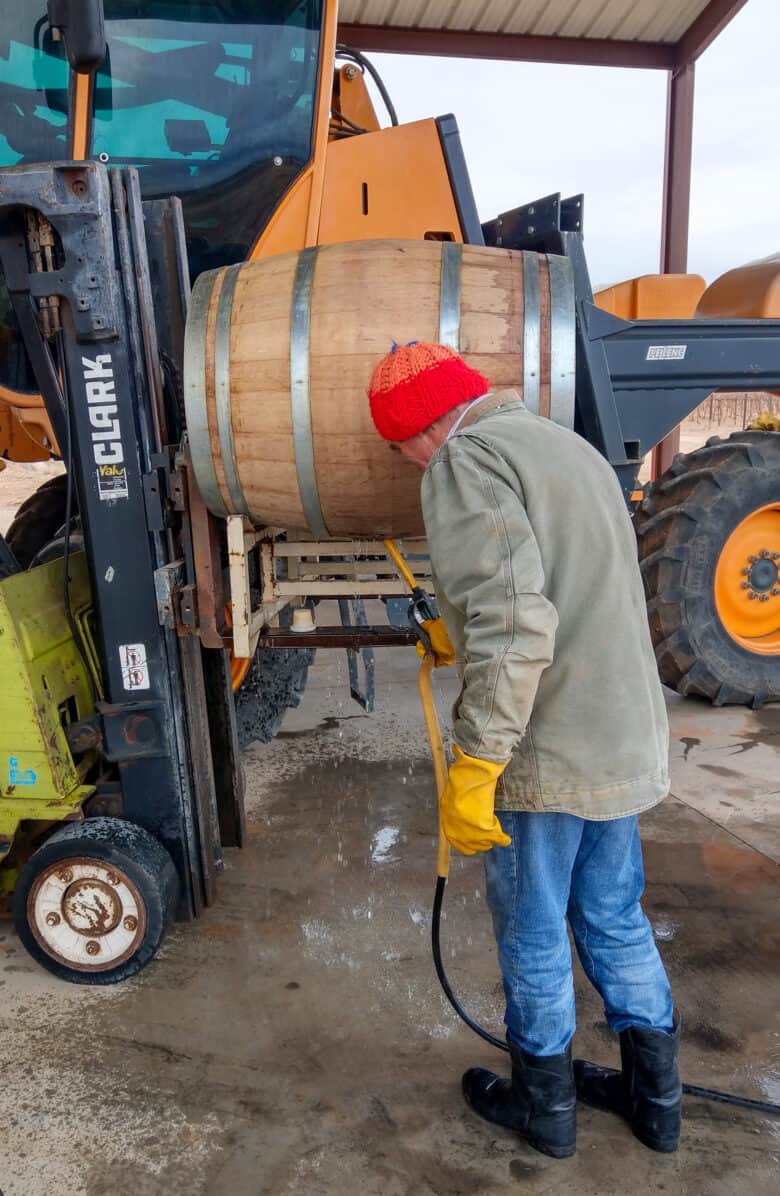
[0,159,244,918]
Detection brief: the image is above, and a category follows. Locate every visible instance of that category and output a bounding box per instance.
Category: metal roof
[339,1,711,43]
[338,1,748,68]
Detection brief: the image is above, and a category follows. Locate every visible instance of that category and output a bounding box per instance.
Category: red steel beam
[337,23,676,70]
[652,62,696,477]
[675,0,749,66]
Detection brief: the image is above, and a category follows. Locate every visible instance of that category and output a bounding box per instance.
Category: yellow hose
[384,537,451,879]
[418,654,451,880]
[383,537,419,592]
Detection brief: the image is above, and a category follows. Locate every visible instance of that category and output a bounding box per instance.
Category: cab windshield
[0,5,69,168]
[0,1,324,278]
[98,0,324,277]
[1,1,323,392]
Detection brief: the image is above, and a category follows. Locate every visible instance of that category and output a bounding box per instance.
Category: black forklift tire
[635,430,780,707]
[13,818,179,985]
[5,472,69,568]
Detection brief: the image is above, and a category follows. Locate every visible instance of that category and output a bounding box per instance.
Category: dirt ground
[0,399,778,1194]
[1,649,778,1196]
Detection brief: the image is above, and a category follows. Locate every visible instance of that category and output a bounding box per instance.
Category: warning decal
[119,642,150,691]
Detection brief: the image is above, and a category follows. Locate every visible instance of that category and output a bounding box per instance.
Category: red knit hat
[367,341,489,441]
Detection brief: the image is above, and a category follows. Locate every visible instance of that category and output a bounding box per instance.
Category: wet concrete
[1,646,778,1195]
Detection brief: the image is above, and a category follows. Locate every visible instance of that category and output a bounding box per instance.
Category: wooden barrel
[183,239,575,538]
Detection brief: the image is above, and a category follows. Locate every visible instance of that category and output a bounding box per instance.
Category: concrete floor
[1,647,778,1195]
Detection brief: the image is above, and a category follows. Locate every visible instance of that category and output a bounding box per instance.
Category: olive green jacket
[421,390,670,818]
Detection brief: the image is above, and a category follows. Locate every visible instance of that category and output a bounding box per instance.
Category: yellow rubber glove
[415,617,456,667]
[440,746,512,856]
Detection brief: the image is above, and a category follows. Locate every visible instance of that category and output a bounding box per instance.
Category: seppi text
[82,354,129,500]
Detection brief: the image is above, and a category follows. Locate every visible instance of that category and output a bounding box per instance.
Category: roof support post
[652,62,696,478]
[660,63,695,275]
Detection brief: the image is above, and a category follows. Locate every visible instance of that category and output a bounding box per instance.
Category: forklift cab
[0,0,327,398]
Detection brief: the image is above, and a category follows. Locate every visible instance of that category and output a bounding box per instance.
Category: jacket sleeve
[421,441,558,763]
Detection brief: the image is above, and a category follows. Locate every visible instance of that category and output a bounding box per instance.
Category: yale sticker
[119,643,150,691]
[82,353,129,501]
[646,345,687,361]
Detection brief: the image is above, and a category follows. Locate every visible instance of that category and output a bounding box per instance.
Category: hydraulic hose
[384,538,780,1118]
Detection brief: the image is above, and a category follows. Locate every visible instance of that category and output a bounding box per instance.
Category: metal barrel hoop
[547,253,576,430]
[214,264,250,516]
[522,252,541,416]
[438,241,463,350]
[183,269,228,517]
[290,246,329,539]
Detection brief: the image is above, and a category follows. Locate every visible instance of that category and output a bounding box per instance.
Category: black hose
[335,45,399,126]
[331,108,368,135]
[431,875,780,1117]
[432,876,508,1053]
[680,1083,780,1115]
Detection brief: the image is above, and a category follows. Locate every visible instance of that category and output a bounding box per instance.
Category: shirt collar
[446,392,492,441]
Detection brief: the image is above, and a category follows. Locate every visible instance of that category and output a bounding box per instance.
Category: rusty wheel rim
[27,856,147,972]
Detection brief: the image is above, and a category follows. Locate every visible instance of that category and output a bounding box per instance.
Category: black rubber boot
[462,1041,576,1159]
[573,1014,682,1153]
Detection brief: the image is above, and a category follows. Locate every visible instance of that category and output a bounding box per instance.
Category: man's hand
[415,617,456,667]
[440,746,512,855]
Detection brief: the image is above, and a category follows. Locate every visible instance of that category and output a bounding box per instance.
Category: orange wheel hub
[224,604,252,691]
[714,502,780,654]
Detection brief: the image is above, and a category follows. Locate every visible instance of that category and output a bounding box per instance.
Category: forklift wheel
[635,430,780,706]
[13,818,179,985]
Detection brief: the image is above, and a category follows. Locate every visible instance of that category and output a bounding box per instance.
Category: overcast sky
[366,0,779,288]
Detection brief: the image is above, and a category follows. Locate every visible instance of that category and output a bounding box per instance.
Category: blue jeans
[484,811,674,1056]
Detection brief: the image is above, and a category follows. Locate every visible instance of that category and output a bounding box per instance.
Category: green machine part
[0,552,96,882]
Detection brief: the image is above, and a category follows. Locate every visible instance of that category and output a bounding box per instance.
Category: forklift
[0,0,428,983]
[1,2,779,984]
[0,147,248,981]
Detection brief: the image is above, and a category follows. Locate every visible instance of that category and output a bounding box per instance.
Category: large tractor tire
[235,634,315,748]
[5,471,69,568]
[635,430,780,707]
[226,596,314,747]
